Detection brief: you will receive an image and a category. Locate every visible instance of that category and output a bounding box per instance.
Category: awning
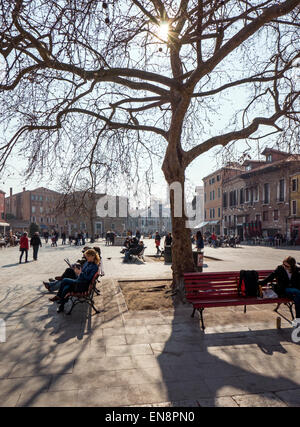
[0,222,10,227]
[193,221,208,228]
[207,220,220,225]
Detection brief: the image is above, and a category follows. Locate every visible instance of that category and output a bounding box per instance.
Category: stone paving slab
[1,241,300,407]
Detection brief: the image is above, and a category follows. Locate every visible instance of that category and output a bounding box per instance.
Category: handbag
[262,288,278,299]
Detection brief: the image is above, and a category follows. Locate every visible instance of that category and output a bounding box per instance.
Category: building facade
[222,148,300,241]
[5,187,65,233]
[0,190,5,222]
[289,172,300,244]
[203,164,244,234]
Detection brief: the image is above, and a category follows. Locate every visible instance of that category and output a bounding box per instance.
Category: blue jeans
[285,288,300,318]
[49,280,61,292]
[124,250,132,262]
[57,278,78,300]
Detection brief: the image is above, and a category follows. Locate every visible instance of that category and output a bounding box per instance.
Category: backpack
[238,270,259,297]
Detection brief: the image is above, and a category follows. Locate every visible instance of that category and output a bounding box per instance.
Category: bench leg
[286,302,295,321]
[244,305,247,314]
[88,298,100,314]
[274,303,281,313]
[198,308,205,331]
[191,308,196,318]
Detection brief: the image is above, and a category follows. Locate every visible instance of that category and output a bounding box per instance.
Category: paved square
[1,240,300,406]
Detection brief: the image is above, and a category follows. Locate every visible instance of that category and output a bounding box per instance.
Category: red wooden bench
[65,272,100,315]
[184,270,294,330]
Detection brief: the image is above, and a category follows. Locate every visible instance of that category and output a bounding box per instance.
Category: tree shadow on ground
[0,286,102,407]
[157,303,300,407]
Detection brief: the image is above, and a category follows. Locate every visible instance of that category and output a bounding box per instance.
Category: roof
[261,147,290,156]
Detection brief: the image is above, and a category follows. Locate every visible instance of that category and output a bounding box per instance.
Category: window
[279,179,285,202]
[229,190,237,207]
[246,165,252,171]
[32,206,36,213]
[217,175,220,182]
[292,200,297,215]
[245,188,249,202]
[274,210,279,221]
[255,214,261,222]
[218,187,221,198]
[240,188,244,205]
[292,178,298,192]
[263,211,268,221]
[40,217,43,223]
[222,192,228,208]
[254,186,259,201]
[31,195,35,201]
[40,206,43,213]
[218,207,221,217]
[263,183,270,204]
[266,154,272,162]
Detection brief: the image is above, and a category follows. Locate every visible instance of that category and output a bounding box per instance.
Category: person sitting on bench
[259,256,300,322]
[49,249,100,312]
[43,246,102,292]
[124,241,144,262]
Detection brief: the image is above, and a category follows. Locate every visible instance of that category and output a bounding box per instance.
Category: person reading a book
[50,249,100,313]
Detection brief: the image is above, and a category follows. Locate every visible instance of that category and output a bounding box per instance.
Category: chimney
[23,187,26,192]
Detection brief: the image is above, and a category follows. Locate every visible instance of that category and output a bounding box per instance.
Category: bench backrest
[184,270,273,301]
[87,272,100,293]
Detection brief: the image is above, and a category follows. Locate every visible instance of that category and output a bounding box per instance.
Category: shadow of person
[2,263,22,268]
[157,302,300,406]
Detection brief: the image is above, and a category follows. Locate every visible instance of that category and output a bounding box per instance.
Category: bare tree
[0,0,299,292]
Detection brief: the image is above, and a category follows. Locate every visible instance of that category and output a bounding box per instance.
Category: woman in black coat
[260,256,300,319]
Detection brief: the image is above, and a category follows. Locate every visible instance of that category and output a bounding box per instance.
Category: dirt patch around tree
[119,279,175,310]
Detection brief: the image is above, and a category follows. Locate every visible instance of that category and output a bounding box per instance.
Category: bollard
[276,316,281,329]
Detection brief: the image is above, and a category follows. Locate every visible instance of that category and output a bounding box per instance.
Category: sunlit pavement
[0,239,300,407]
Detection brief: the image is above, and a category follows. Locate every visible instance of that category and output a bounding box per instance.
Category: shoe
[49,296,61,302]
[57,304,64,313]
[55,276,62,281]
[43,281,50,291]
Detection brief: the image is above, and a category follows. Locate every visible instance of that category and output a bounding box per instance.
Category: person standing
[154,231,161,255]
[30,231,42,261]
[61,231,66,245]
[19,232,29,263]
[195,230,204,250]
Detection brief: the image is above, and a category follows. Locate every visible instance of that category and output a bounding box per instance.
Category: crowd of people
[192,231,240,249]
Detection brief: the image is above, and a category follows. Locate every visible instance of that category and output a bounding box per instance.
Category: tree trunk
[163,160,195,299]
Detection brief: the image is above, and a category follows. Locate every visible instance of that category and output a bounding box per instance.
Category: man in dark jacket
[30,232,42,261]
[260,256,300,319]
